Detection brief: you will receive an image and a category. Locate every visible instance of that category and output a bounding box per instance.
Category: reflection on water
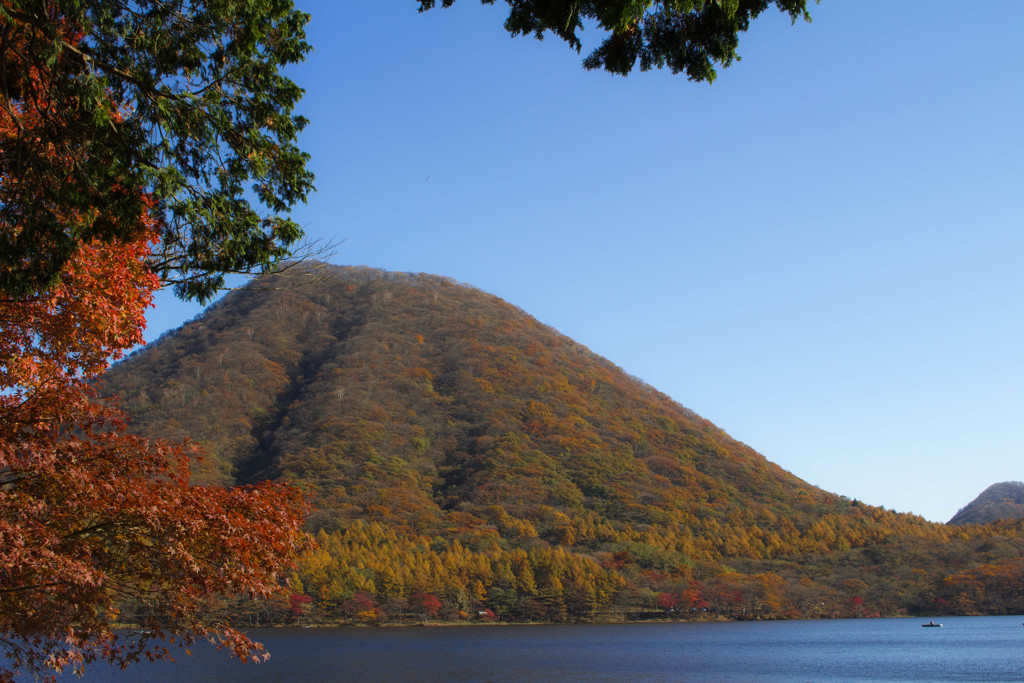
[69,615,1024,682]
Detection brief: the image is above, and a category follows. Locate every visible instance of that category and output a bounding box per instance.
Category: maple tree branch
[0,582,62,595]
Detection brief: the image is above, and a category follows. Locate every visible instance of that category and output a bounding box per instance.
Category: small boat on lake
[922,621,942,627]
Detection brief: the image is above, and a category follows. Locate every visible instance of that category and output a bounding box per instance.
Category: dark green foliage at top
[419,0,816,80]
[0,1,313,301]
[949,482,1024,526]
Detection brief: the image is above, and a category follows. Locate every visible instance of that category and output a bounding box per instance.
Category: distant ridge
[949,481,1024,525]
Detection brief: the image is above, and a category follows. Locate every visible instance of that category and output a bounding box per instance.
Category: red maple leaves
[0,227,310,681]
[1,7,308,679]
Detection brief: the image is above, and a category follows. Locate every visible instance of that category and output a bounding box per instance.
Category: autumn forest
[99,264,1024,627]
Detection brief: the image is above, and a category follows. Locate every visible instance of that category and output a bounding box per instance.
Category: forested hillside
[100,264,1024,623]
[950,482,1024,526]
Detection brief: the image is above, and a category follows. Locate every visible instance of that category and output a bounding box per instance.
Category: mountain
[949,482,1024,525]
[99,263,1024,622]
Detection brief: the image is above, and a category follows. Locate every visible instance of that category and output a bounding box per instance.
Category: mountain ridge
[949,481,1024,525]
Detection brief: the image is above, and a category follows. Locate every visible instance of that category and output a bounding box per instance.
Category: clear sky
[144,1,1023,524]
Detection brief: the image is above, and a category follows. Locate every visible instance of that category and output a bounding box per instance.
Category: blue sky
[146,1,1023,523]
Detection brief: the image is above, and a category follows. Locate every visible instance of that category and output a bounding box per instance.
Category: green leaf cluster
[419,0,817,79]
[1,1,313,301]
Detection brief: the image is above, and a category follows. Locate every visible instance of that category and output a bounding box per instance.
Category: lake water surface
[74,616,1024,682]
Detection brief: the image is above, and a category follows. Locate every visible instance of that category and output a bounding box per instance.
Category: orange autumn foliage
[0,17,309,675]
[0,229,310,681]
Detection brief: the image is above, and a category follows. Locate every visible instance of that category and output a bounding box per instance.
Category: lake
[69,616,1024,682]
